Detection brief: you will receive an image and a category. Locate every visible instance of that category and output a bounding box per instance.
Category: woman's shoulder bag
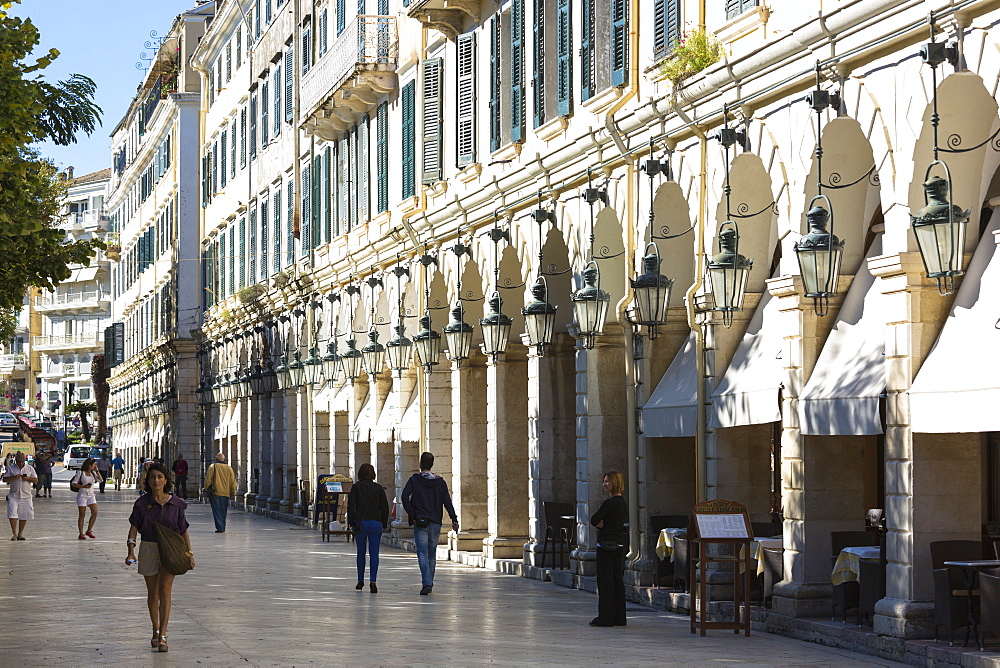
[153,521,192,575]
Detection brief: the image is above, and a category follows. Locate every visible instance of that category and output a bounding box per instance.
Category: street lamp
[340,338,363,381]
[572,262,610,349]
[361,329,385,378]
[480,293,512,360]
[522,277,556,352]
[413,315,441,369]
[631,244,673,338]
[443,302,473,364]
[322,341,342,383]
[795,202,843,315]
[708,225,752,325]
[385,324,412,375]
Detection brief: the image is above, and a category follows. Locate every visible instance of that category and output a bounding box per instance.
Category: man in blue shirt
[111,452,125,491]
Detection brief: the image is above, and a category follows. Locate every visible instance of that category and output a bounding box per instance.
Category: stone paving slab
[0,477,904,666]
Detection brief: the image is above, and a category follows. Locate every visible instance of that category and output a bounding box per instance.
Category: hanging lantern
[303,346,324,385]
[794,200,844,315]
[413,315,441,369]
[261,358,278,393]
[443,302,473,363]
[274,355,290,390]
[522,277,557,351]
[910,173,970,294]
[287,351,305,387]
[195,380,208,406]
[248,363,265,395]
[480,292,512,359]
[340,338,363,381]
[572,262,610,349]
[708,224,753,326]
[361,329,386,378]
[322,341,342,382]
[631,243,674,338]
[238,366,252,398]
[385,324,413,376]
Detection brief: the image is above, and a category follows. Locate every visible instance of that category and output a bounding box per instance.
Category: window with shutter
[286,180,294,265]
[249,209,257,286]
[261,81,269,146]
[581,0,593,101]
[209,69,215,106]
[533,0,544,128]
[377,0,386,13]
[212,142,219,193]
[337,0,345,35]
[489,17,501,152]
[284,49,294,121]
[273,188,282,273]
[376,101,388,213]
[266,0,272,23]
[229,224,236,295]
[250,93,258,160]
[301,165,312,254]
[510,0,524,142]
[226,42,232,81]
[456,33,477,167]
[359,113,369,223]
[261,199,269,282]
[255,0,261,38]
[401,80,416,199]
[273,67,282,136]
[556,0,572,116]
[726,0,758,20]
[319,9,328,57]
[239,216,246,289]
[302,28,311,74]
[611,0,627,86]
[359,0,366,15]
[240,106,248,167]
[341,132,351,230]
[349,126,358,229]
[323,146,332,239]
[333,140,342,232]
[230,118,237,178]
[422,59,443,184]
[237,27,242,68]
[221,129,228,189]
[313,154,322,247]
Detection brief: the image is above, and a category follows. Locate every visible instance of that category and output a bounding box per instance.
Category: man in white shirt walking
[3,451,37,540]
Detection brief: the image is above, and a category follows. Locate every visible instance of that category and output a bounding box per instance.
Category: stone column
[294,385,310,516]
[348,378,370,479]
[446,357,487,551]
[483,345,530,560]
[267,391,282,510]
[279,388,296,514]
[524,335,576,566]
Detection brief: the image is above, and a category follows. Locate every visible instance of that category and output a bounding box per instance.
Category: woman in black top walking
[589,470,628,627]
[347,463,390,593]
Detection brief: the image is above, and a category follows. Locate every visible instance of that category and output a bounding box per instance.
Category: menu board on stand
[689,498,753,637]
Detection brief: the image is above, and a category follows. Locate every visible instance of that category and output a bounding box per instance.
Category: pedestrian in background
[401,452,458,595]
[3,451,37,540]
[589,470,628,627]
[33,452,52,498]
[111,452,125,490]
[126,462,194,653]
[96,453,111,493]
[71,458,101,540]
[347,463,389,593]
[137,459,152,497]
[204,452,237,533]
[171,453,188,499]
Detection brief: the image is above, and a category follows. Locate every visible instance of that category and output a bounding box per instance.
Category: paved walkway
[0,474,901,666]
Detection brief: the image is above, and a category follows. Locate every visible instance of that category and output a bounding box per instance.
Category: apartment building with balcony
[34,168,112,420]
[105,2,213,475]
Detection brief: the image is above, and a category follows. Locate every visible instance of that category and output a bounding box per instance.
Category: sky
[12,0,199,178]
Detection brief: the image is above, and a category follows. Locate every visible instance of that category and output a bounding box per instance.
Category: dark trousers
[175,475,187,499]
[595,546,626,625]
[355,520,383,582]
[98,472,108,493]
[209,495,229,531]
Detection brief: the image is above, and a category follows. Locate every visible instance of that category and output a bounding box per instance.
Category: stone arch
[538,224,574,331]
[591,207,627,308]
[647,181,695,308]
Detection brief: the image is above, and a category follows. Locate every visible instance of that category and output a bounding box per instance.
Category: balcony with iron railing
[32,333,103,351]
[35,291,111,312]
[300,15,398,141]
[404,0,480,40]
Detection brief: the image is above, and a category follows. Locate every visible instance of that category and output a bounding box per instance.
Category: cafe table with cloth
[831,545,881,586]
[656,528,687,561]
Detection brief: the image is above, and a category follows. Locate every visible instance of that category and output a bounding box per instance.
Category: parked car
[89,445,110,461]
[64,445,92,470]
[0,412,19,434]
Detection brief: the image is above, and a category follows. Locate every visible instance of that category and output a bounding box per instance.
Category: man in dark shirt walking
[171,453,188,499]
[401,452,458,595]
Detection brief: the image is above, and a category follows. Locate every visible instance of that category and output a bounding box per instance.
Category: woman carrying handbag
[71,458,101,539]
[589,470,628,627]
[125,462,194,653]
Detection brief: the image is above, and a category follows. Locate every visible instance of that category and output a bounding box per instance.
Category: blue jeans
[355,520,383,582]
[412,522,442,587]
[209,495,229,531]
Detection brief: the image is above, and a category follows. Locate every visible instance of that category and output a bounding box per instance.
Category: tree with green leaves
[0,1,104,341]
[66,401,97,443]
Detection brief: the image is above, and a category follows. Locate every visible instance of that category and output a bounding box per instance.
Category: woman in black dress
[589,470,627,627]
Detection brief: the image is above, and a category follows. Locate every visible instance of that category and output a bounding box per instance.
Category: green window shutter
[261,200,269,282]
[401,80,416,199]
[239,216,246,289]
[581,0,593,101]
[323,146,333,238]
[209,69,215,107]
[266,0,272,23]
[302,28,311,74]
[726,0,757,20]
[212,142,219,194]
[342,132,353,231]
[377,101,388,213]
[261,81,269,145]
[510,0,525,142]
[237,27,242,67]
[229,224,236,296]
[533,0,544,128]
[249,93,258,160]
[284,49,294,121]
[240,106,247,167]
[301,165,312,253]
[319,9,328,56]
[456,33,477,167]
[421,58,443,184]
[230,118,236,178]
[273,67,282,136]
[226,42,232,80]
[249,209,257,285]
[286,179,294,264]
[312,154,322,247]
[349,126,358,229]
[556,0,572,116]
[337,0,345,35]
[489,17,501,152]
[611,0,628,87]
[221,130,228,189]
[358,113,369,223]
[273,188,282,273]
[201,155,208,207]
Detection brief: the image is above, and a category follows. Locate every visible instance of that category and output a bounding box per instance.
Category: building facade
[105,3,212,483]
[102,0,1000,646]
[33,168,112,427]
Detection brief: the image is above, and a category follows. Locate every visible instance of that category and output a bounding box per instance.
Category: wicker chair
[650,515,688,588]
[931,540,982,645]
[831,531,879,623]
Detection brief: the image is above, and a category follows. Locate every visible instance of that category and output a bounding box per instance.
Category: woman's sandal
[150,630,160,648]
[158,635,168,653]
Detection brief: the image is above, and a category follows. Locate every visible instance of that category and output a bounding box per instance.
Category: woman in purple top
[125,463,194,653]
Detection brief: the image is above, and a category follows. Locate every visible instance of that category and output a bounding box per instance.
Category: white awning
[398,387,420,442]
[70,266,100,282]
[710,291,784,428]
[910,217,1000,433]
[352,390,376,442]
[642,331,698,438]
[798,240,886,436]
